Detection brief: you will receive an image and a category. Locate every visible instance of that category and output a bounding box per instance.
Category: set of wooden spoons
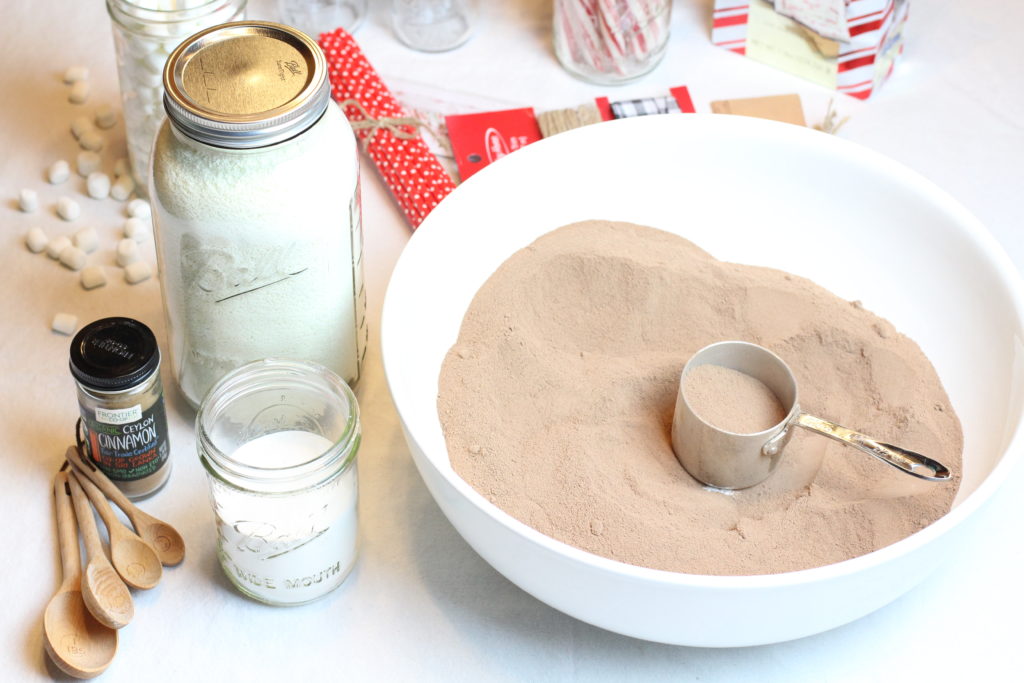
[43,446,185,678]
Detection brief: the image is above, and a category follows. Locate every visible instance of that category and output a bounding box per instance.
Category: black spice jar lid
[70,317,160,391]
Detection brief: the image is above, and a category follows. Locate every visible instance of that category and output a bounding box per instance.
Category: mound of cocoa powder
[437,220,962,575]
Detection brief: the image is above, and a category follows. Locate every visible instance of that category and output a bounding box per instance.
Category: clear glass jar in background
[277,0,368,38]
[197,359,361,606]
[151,21,366,408]
[106,0,247,194]
[553,0,671,85]
[391,0,478,52]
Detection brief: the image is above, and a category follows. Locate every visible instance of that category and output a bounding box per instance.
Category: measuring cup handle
[793,413,952,481]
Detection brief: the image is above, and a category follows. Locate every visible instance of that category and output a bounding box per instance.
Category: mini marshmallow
[25,227,48,253]
[95,105,117,129]
[56,196,80,221]
[126,198,151,218]
[124,260,153,284]
[47,159,70,184]
[70,116,94,140]
[63,66,89,84]
[116,238,139,266]
[59,245,87,271]
[47,236,71,259]
[81,266,107,290]
[77,151,101,177]
[123,217,151,241]
[86,172,111,200]
[78,130,104,152]
[110,174,135,201]
[113,158,130,178]
[74,227,99,253]
[18,189,39,213]
[69,80,90,104]
[52,312,78,335]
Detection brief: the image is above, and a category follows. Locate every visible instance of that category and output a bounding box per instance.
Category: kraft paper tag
[710,94,807,127]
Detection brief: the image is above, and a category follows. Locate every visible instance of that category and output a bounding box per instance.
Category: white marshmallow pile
[14,64,158,330]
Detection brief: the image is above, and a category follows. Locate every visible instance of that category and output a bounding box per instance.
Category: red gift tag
[445,107,543,182]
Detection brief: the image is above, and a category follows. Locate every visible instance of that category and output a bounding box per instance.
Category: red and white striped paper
[318,28,457,229]
[711,0,908,100]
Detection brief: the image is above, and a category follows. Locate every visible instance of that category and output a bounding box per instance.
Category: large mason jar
[151,21,366,408]
[107,0,247,193]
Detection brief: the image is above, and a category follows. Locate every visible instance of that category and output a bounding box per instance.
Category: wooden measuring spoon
[66,472,134,630]
[66,446,185,566]
[43,471,117,679]
[72,469,162,590]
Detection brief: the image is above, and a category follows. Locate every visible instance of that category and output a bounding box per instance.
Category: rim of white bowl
[382,114,1024,590]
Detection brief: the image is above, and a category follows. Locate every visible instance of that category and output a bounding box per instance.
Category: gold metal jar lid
[163,21,330,148]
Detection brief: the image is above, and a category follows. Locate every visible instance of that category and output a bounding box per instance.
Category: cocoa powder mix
[437,220,962,575]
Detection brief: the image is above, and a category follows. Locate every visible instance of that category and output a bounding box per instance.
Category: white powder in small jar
[211,431,358,606]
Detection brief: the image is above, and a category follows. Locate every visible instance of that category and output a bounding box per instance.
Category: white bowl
[381,114,1024,647]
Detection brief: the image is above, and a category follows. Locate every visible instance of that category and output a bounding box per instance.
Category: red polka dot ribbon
[319,29,456,229]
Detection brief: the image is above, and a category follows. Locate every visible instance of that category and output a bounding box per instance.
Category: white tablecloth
[2,1,1022,680]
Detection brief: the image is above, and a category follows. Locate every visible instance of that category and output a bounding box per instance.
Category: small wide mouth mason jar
[196,358,360,606]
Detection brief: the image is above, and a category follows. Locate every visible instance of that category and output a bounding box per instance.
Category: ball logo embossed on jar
[180,236,314,303]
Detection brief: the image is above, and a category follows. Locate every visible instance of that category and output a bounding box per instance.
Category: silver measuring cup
[671,341,952,490]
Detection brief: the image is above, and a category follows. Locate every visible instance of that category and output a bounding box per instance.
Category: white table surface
[3,1,1023,680]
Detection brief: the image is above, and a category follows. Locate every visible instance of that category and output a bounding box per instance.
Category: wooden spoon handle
[75,465,123,534]
[52,471,80,584]
[64,446,139,525]
[67,471,107,563]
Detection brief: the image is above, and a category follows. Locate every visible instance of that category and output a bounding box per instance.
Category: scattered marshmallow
[52,312,79,335]
[126,198,151,218]
[95,105,117,129]
[59,245,87,271]
[56,196,80,221]
[74,227,99,253]
[116,238,139,266]
[18,189,39,213]
[63,66,89,84]
[124,260,153,284]
[69,80,90,104]
[78,129,104,152]
[113,158,130,178]
[47,236,71,259]
[111,174,135,201]
[47,159,70,184]
[123,217,151,241]
[25,227,49,253]
[70,116,94,140]
[81,266,107,290]
[86,172,111,200]
[77,151,101,177]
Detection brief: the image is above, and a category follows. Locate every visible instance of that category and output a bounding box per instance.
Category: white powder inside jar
[214,430,358,605]
[151,105,366,407]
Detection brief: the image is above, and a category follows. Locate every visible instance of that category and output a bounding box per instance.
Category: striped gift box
[711,0,909,100]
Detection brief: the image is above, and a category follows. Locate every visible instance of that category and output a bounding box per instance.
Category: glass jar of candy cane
[107,0,247,194]
[553,0,672,85]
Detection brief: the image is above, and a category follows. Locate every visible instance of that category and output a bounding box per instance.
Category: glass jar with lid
[106,0,247,193]
[150,21,367,408]
[70,317,171,499]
